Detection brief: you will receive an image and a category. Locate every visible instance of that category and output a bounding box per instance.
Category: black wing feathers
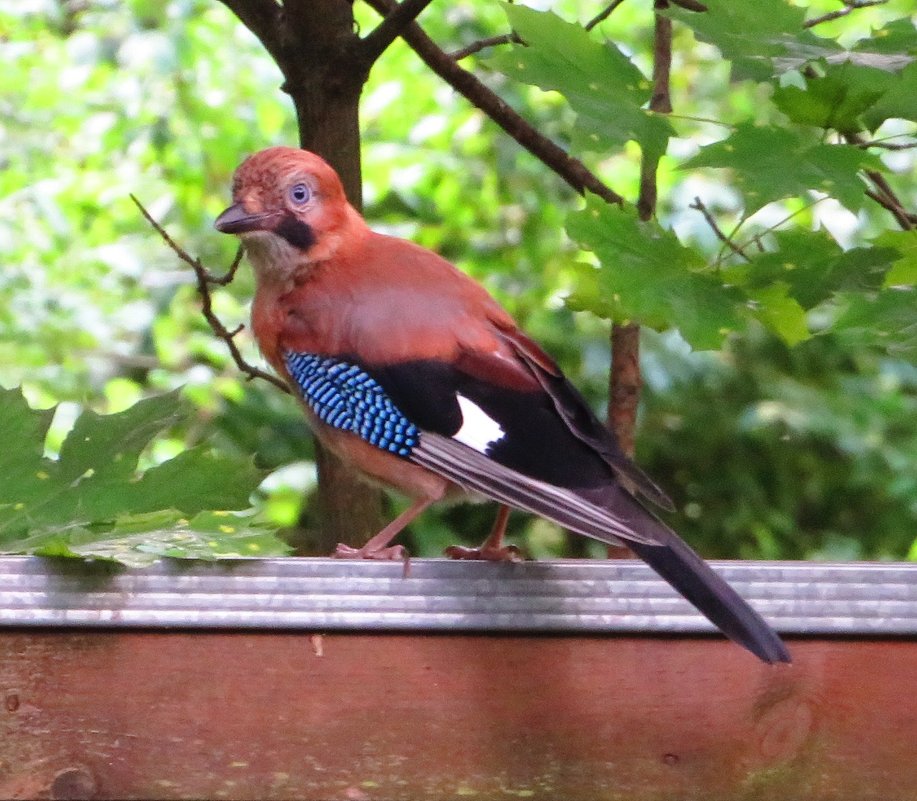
[371,358,614,490]
[502,331,674,511]
[370,360,463,435]
[412,433,659,546]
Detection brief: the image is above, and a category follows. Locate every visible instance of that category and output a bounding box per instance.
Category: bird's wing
[353,352,664,547]
[495,324,674,510]
[369,339,790,664]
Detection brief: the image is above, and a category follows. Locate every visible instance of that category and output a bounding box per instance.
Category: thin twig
[585,0,629,30]
[856,139,917,151]
[360,0,436,65]
[804,0,887,28]
[449,33,521,61]
[130,194,291,393]
[668,0,708,10]
[844,132,916,230]
[362,0,625,206]
[733,196,829,252]
[866,189,916,229]
[689,197,751,260]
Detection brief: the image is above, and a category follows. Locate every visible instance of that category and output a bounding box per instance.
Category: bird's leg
[444,504,523,562]
[333,497,433,563]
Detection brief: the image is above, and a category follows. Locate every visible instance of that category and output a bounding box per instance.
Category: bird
[214,146,791,664]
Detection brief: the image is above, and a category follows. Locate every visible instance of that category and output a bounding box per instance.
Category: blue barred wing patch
[283,352,420,457]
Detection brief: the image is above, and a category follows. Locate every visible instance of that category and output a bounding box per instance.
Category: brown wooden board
[1,631,915,801]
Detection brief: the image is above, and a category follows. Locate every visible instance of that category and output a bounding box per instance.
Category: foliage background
[1,0,915,562]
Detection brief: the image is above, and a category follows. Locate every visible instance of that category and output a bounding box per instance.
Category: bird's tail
[625,523,791,664]
[414,433,790,663]
[579,484,791,664]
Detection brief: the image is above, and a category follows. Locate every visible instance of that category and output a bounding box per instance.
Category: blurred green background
[1,0,915,561]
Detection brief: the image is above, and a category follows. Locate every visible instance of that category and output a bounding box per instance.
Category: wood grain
[1,632,914,800]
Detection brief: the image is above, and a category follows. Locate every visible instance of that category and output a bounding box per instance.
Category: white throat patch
[242,231,303,282]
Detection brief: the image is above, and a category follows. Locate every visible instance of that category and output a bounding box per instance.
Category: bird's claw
[333,542,411,576]
[443,543,525,562]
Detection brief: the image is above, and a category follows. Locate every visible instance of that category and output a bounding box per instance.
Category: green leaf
[773,71,885,133]
[134,446,264,516]
[0,388,56,506]
[774,20,917,131]
[730,229,897,308]
[746,283,810,346]
[56,389,184,483]
[851,18,917,58]
[864,61,917,129]
[566,199,743,349]
[682,123,881,212]
[0,389,274,563]
[488,4,673,161]
[64,512,290,567]
[830,288,917,353]
[877,231,917,287]
[666,0,836,81]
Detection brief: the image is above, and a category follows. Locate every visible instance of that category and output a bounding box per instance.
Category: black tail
[628,532,791,664]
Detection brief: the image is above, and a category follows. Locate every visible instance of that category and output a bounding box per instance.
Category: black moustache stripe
[275,215,316,250]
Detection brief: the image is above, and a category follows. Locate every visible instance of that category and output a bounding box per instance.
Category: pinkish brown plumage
[215,146,790,663]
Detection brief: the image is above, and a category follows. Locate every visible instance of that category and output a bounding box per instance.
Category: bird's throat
[242,231,309,285]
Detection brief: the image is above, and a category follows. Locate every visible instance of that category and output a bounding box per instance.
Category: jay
[215,146,790,664]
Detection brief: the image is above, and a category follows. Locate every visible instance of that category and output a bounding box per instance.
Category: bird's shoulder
[276,231,513,363]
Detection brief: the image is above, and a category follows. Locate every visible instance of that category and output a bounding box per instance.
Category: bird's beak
[214,203,280,234]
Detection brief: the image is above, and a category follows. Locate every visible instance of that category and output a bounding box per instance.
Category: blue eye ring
[289,183,311,205]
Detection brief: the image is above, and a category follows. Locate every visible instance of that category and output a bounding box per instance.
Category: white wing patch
[453,394,505,453]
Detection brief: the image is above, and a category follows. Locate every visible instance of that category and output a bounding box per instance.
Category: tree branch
[606,0,674,559]
[865,188,916,229]
[804,0,888,29]
[361,0,625,206]
[635,3,672,219]
[360,0,436,65]
[130,195,291,394]
[451,0,641,60]
[216,0,285,65]
[450,33,521,61]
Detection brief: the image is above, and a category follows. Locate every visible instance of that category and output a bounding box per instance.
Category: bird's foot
[333,542,410,575]
[444,543,524,562]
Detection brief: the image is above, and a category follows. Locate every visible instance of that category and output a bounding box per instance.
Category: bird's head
[215,146,366,280]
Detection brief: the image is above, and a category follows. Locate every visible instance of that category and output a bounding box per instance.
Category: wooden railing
[1,556,915,800]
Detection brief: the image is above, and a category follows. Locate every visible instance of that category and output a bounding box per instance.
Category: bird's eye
[289,183,311,205]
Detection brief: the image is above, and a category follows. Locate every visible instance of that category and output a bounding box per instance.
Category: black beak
[214,203,280,234]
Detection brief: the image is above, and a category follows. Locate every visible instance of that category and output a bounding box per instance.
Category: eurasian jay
[215,146,790,664]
